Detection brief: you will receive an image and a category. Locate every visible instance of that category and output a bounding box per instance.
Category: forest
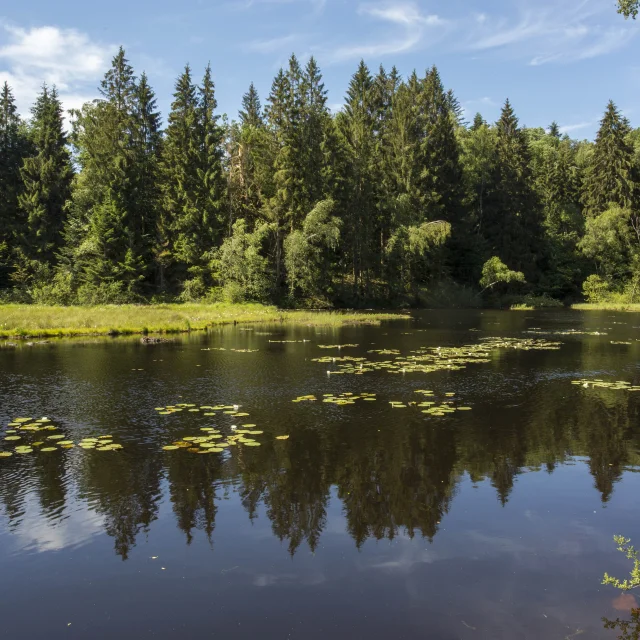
[1,48,639,309]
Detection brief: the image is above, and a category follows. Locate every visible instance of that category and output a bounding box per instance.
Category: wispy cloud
[558,121,593,134]
[462,1,637,66]
[246,33,302,54]
[326,1,446,63]
[0,23,116,117]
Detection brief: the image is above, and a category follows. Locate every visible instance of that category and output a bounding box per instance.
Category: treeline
[1,47,639,307]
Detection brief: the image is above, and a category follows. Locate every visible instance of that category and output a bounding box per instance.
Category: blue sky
[0,0,638,139]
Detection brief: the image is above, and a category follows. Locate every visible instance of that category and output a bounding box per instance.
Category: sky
[0,0,638,139]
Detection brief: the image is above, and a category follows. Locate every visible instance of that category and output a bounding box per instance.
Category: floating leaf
[40,447,58,452]
[0,452,13,458]
[4,436,20,441]
[276,435,290,440]
[162,446,179,451]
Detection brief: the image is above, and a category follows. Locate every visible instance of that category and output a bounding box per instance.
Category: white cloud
[246,34,302,54]
[0,23,116,118]
[558,121,593,134]
[327,1,446,63]
[462,1,637,66]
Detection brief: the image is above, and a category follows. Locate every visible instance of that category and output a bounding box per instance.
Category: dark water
[1,310,639,640]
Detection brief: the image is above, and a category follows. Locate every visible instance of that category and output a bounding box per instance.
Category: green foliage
[618,0,639,18]
[480,257,526,291]
[216,218,273,302]
[284,199,340,301]
[603,536,640,591]
[1,52,640,309]
[582,274,612,303]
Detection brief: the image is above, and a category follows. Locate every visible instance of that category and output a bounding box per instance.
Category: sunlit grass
[0,303,408,338]
[572,303,640,312]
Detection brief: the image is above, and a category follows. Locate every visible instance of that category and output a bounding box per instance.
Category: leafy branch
[603,536,640,591]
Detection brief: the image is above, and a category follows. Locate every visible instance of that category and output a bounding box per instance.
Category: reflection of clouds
[8,497,103,554]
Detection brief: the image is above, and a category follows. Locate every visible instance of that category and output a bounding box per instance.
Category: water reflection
[1,353,639,560]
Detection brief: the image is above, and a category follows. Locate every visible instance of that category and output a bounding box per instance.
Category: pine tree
[196,63,225,248]
[301,56,329,207]
[548,121,561,139]
[338,60,378,297]
[132,72,162,289]
[471,113,485,131]
[415,67,464,224]
[239,82,262,128]
[483,100,544,280]
[17,85,73,272]
[583,101,637,217]
[63,47,149,297]
[0,82,29,287]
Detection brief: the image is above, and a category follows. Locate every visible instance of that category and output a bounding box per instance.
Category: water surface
[1,310,639,639]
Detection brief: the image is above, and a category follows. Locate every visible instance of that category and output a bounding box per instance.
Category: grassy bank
[572,303,640,312]
[0,303,409,339]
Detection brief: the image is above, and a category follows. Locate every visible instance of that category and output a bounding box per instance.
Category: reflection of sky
[0,493,104,557]
[0,461,637,639]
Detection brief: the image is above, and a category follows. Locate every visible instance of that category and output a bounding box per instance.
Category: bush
[179,277,207,302]
[582,274,612,303]
[76,281,138,306]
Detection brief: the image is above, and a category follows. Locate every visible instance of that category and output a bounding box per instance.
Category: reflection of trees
[2,367,640,558]
[166,453,220,544]
[604,608,640,640]
[77,451,162,560]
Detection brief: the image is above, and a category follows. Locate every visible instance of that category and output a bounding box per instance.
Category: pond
[0,309,639,639]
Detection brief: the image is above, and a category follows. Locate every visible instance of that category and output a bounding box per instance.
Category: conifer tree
[583,101,637,217]
[0,82,29,287]
[338,60,378,297]
[483,100,544,281]
[63,47,147,298]
[239,83,262,128]
[132,72,162,289]
[17,85,73,273]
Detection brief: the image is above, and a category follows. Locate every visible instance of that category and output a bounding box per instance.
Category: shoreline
[0,303,410,339]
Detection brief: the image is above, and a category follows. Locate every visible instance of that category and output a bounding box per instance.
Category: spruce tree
[160,64,201,290]
[415,67,464,224]
[132,72,162,289]
[63,47,150,298]
[239,83,262,128]
[17,85,73,272]
[338,60,378,297]
[0,82,29,287]
[483,100,544,281]
[583,101,637,217]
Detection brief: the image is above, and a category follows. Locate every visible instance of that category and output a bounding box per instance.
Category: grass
[0,303,409,339]
[572,303,640,312]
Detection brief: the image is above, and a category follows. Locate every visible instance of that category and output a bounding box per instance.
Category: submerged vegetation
[1,46,640,311]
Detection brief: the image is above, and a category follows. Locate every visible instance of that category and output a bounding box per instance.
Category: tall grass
[0,303,409,338]
[572,303,640,312]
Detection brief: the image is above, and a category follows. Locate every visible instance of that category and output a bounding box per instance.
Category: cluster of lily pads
[201,348,259,353]
[314,337,561,376]
[154,403,250,417]
[317,344,359,349]
[572,379,640,391]
[155,402,289,453]
[525,329,607,337]
[388,390,472,415]
[1,417,123,458]
[292,392,377,404]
